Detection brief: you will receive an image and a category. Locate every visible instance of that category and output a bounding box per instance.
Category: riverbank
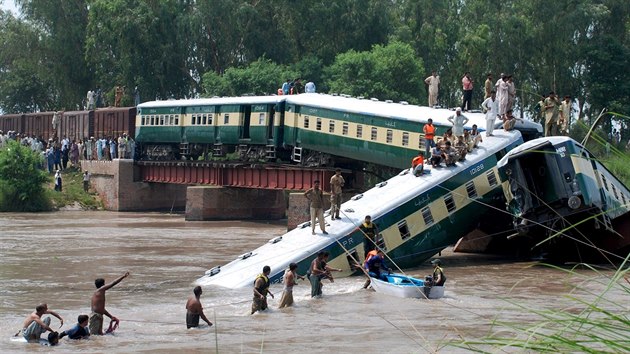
[46,168,102,210]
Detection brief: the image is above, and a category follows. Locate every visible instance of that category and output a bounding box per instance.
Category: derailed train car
[498,136,630,261]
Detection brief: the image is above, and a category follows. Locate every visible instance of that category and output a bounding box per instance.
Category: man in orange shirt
[411,151,424,177]
[423,118,436,157]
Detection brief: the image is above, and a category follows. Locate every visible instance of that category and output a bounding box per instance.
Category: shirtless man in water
[18,303,63,341]
[185,286,213,328]
[90,272,130,335]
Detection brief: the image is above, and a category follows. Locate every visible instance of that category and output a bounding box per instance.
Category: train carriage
[0,113,23,135]
[94,107,136,139]
[22,111,56,140]
[498,136,630,260]
[60,110,92,142]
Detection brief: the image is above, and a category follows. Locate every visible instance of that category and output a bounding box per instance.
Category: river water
[0,211,625,353]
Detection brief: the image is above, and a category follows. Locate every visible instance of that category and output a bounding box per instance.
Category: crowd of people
[278,78,316,95]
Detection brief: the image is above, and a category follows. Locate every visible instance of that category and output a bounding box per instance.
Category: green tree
[0,140,50,211]
[325,41,424,104]
[202,58,295,97]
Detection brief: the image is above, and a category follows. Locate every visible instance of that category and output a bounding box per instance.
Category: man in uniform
[252,266,274,314]
[544,91,560,136]
[329,169,345,220]
[304,180,328,235]
[360,215,379,256]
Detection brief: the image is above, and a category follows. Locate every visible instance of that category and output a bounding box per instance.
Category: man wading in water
[90,272,130,335]
[185,286,213,328]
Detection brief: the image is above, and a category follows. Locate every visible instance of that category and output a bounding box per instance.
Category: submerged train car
[498,136,630,261]
[198,130,525,288]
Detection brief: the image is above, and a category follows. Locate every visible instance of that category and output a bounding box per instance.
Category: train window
[329,121,335,133]
[191,114,195,125]
[386,129,393,144]
[397,220,411,241]
[304,116,309,129]
[421,206,434,226]
[259,113,265,125]
[160,115,165,125]
[371,127,378,141]
[402,132,409,146]
[316,118,322,131]
[202,114,207,125]
[466,181,477,198]
[357,125,363,138]
[224,114,229,124]
[346,249,360,271]
[141,117,145,126]
[375,233,387,252]
[174,115,179,125]
[622,194,627,205]
[207,114,212,125]
[486,170,498,187]
[150,115,155,125]
[196,115,201,125]
[418,135,425,149]
[602,175,609,191]
[342,122,349,135]
[444,194,456,213]
[612,185,619,200]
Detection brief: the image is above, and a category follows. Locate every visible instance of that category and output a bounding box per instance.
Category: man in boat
[90,271,130,335]
[431,259,446,286]
[252,265,274,314]
[411,151,425,176]
[17,303,62,342]
[364,251,392,288]
[185,286,213,328]
[360,215,379,256]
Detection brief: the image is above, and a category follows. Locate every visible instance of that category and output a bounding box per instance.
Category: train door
[240,105,251,139]
[267,105,275,140]
[213,106,220,142]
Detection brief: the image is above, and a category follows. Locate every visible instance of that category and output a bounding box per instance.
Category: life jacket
[412,155,424,168]
[364,250,378,266]
[423,124,436,140]
[254,273,270,295]
[361,222,376,237]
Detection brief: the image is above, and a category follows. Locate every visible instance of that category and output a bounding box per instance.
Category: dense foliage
[0,140,50,211]
[1,0,628,136]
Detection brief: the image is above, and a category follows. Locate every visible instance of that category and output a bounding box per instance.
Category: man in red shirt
[461,72,473,111]
[423,118,436,157]
[411,151,425,177]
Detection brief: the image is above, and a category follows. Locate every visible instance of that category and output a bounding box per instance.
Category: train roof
[497,136,578,168]
[137,96,283,109]
[199,129,523,288]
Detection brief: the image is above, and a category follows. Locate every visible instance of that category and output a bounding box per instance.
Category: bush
[0,140,51,211]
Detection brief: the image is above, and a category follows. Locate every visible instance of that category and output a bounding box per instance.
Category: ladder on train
[179,143,190,156]
[265,145,276,160]
[292,147,302,163]
[212,143,224,157]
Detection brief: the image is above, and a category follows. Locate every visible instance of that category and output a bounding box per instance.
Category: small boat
[369,273,444,299]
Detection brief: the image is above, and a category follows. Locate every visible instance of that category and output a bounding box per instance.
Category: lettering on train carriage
[385,121,396,127]
[469,163,485,176]
[556,146,567,158]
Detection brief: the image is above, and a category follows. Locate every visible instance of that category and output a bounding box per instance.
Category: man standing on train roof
[544,91,560,136]
[185,286,213,328]
[461,71,473,111]
[484,73,493,99]
[424,71,440,107]
[282,79,291,95]
[305,80,316,93]
[329,168,345,220]
[411,151,424,177]
[252,265,274,314]
[481,90,499,137]
[448,107,469,137]
[304,180,328,235]
[90,271,130,335]
[423,118,436,157]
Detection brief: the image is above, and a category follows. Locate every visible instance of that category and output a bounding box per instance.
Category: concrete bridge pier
[185,186,286,221]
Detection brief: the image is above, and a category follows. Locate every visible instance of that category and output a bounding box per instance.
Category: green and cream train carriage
[197,130,524,289]
[498,136,630,260]
[136,96,285,160]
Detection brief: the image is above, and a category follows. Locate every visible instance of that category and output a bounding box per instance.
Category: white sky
[1,0,19,15]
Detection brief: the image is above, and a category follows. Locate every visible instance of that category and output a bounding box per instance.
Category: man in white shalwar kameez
[495,75,509,117]
[481,91,499,137]
[424,71,440,107]
[448,108,469,137]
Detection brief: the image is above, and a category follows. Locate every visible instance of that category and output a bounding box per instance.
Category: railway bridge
[82,159,358,229]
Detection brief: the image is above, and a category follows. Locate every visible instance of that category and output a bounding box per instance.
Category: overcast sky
[1,0,19,15]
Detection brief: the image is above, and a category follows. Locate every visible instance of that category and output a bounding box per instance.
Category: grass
[449,257,630,353]
[45,167,102,210]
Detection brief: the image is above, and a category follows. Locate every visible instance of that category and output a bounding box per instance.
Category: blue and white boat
[369,273,444,299]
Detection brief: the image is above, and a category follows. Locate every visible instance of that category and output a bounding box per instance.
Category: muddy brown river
[0,211,625,353]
